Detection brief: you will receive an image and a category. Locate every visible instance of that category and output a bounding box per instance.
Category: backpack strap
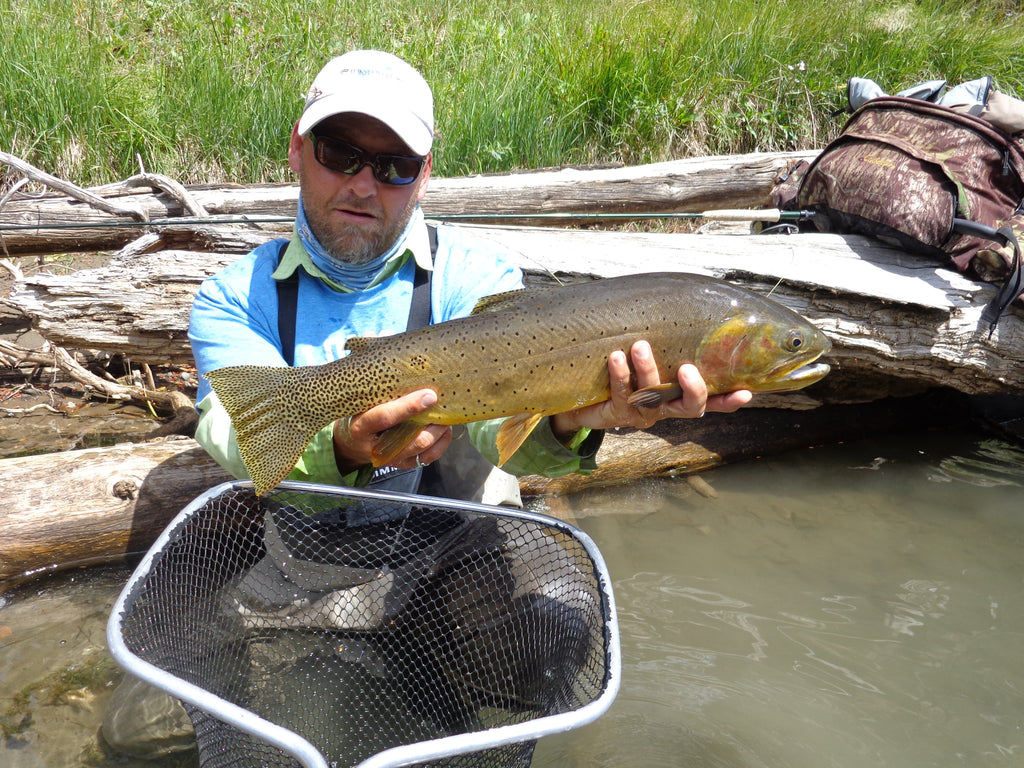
[275,225,437,365]
[951,218,1023,334]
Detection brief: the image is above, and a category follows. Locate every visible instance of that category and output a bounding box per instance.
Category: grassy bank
[2,0,1022,186]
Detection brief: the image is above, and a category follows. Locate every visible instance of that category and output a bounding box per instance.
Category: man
[146,50,756,765]
[188,49,751,504]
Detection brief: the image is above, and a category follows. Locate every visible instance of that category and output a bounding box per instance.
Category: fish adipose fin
[344,336,389,354]
[204,365,318,496]
[370,421,428,467]
[495,413,545,465]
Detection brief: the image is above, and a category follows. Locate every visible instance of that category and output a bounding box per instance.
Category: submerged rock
[100,675,194,759]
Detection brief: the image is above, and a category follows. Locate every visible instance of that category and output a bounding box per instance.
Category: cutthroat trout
[205,272,831,495]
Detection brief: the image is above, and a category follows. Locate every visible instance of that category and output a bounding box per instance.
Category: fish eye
[787,331,805,351]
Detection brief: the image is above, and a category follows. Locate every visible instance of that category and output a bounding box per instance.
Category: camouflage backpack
[773,91,1024,332]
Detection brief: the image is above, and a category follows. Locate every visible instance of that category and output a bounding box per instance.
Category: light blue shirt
[188,212,599,487]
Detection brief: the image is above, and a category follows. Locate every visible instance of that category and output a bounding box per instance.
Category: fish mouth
[754,360,831,393]
[751,328,832,393]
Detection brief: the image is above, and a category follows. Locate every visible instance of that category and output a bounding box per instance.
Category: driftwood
[0,392,973,585]
[0,337,192,416]
[1,151,1021,587]
[3,226,1022,399]
[520,390,978,495]
[0,151,814,255]
[0,437,232,586]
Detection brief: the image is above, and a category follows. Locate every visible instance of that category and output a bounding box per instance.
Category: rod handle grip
[701,208,784,222]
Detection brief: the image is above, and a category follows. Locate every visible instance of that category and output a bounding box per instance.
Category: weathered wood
[0,151,814,254]
[519,391,975,495]
[0,393,970,585]
[0,437,232,585]
[4,227,1021,398]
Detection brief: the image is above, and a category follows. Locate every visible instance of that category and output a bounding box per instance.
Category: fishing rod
[0,209,815,232]
[436,209,814,222]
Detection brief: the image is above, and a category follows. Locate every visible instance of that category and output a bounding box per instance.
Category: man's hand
[550,340,752,439]
[332,389,451,473]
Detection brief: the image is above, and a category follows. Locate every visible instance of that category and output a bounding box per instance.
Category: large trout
[205,272,831,495]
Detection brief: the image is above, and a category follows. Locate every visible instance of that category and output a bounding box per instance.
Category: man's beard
[301,185,419,266]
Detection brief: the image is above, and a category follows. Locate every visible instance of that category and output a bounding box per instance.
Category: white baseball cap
[297,50,434,156]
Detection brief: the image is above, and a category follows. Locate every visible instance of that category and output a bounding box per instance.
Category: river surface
[1,427,1022,767]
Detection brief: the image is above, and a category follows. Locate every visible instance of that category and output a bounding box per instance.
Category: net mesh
[113,483,614,768]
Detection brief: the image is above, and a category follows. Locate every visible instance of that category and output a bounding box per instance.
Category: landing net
[107,481,619,768]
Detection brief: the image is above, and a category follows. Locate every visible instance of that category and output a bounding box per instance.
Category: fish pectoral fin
[495,413,545,466]
[371,421,427,467]
[628,383,683,408]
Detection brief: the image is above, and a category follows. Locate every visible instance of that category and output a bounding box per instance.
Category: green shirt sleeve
[467,417,603,478]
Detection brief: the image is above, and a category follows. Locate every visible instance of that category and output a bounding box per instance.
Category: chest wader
[275,230,521,508]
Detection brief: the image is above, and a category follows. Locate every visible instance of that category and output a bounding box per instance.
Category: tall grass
[1,0,1022,187]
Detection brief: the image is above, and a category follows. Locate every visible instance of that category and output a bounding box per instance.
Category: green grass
[1,0,1022,187]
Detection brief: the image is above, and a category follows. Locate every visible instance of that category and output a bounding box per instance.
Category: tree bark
[0,151,814,254]
[4,227,1021,398]
[0,437,232,586]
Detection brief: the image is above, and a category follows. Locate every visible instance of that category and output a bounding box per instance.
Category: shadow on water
[532,427,1024,768]
[1,420,1023,767]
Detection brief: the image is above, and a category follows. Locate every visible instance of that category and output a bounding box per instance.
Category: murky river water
[2,427,1022,767]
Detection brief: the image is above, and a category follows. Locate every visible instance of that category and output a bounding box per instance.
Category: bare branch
[0,338,193,413]
[121,172,210,217]
[0,151,148,222]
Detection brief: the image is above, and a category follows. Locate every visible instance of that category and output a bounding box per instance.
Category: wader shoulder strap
[275,240,299,366]
[275,225,437,366]
[407,224,436,332]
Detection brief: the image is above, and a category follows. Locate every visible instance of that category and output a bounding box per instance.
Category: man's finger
[607,350,632,402]
[707,390,753,413]
[630,340,661,390]
[676,364,709,418]
[351,389,437,435]
[403,425,453,466]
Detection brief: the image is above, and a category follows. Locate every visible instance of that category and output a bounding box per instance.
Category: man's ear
[415,152,433,201]
[287,121,304,175]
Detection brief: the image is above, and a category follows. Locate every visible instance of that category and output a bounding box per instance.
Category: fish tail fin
[204,365,320,496]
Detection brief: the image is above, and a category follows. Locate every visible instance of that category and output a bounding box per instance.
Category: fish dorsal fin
[344,335,388,355]
[471,286,553,315]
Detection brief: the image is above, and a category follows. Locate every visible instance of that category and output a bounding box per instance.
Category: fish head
[694,310,831,394]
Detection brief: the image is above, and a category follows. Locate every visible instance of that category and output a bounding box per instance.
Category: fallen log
[520,390,981,495]
[0,437,232,586]
[0,151,814,255]
[0,393,974,586]
[4,227,1022,398]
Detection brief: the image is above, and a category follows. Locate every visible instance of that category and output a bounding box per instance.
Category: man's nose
[347,164,379,196]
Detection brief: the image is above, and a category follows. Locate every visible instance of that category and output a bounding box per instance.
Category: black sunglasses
[309,133,425,186]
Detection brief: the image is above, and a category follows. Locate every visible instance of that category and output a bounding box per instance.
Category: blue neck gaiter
[295,197,414,291]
